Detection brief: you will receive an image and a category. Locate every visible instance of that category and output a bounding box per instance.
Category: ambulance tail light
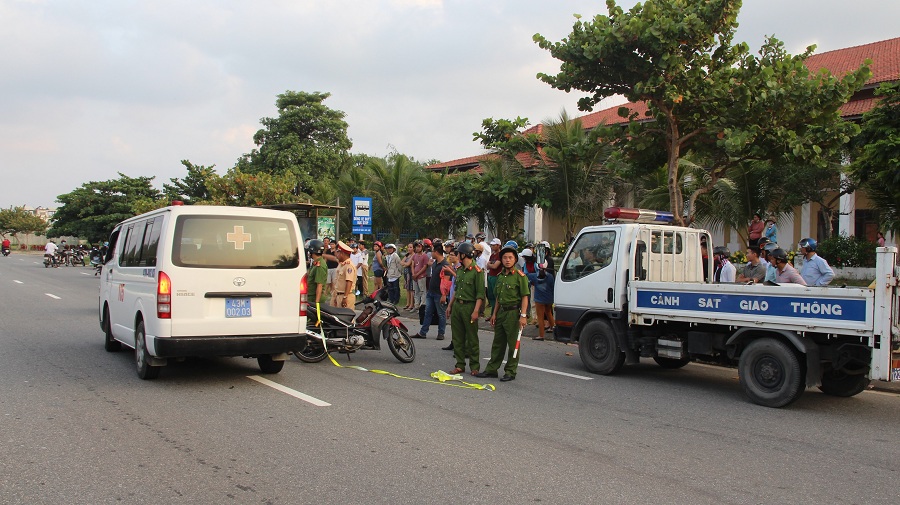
[157,271,172,319]
[300,274,308,317]
[604,207,675,224]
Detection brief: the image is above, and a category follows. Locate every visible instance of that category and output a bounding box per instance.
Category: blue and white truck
[554,207,899,407]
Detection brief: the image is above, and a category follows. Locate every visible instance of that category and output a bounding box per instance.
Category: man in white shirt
[713,246,736,283]
[475,232,491,269]
[355,240,370,296]
[44,240,59,267]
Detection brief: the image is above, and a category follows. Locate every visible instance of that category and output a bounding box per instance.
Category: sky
[2,0,898,209]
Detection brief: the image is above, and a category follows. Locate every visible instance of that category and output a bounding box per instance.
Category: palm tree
[364,154,428,239]
[539,111,619,242]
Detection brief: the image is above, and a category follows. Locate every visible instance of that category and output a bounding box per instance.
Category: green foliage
[163,160,216,204]
[49,174,162,243]
[535,0,869,225]
[817,235,877,268]
[0,207,48,241]
[364,154,429,238]
[204,168,305,207]
[538,111,620,242]
[240,91,352,195]
[851,81,900,233]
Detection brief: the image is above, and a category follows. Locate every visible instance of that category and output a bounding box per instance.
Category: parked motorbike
[295,288,415,363]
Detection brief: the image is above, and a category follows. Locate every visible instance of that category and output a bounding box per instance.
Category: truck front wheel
[738,338,805,408]
[579,319,625,375]
[818,369,870,397]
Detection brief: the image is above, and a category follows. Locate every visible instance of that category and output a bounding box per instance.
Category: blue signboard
[634,289,868,323]
[351,196,372,234]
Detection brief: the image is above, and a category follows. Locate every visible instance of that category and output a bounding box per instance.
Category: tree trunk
[665,113,684,226]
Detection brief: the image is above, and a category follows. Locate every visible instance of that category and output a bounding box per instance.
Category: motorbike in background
[1,247,9,257]
[89,247,103,275]
[295,288,415,364]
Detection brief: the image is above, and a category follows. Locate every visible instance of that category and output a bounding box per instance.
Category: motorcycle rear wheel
[386,327,415,363]
[294,337,328,363]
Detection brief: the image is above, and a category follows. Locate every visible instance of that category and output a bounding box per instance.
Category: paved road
[1,256,898,504]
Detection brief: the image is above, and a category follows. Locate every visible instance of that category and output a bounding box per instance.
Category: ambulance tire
[738,338,805,408]
[579,319,625,375]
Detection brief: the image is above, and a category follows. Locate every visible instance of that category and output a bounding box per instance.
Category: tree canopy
[239,91,353,195]
[851,81,900,234]
[535,0,869,225]
[0,207,48,242]
[49,174,162,243]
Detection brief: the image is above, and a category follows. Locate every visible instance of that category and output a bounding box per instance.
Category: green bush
[817,235,876,268]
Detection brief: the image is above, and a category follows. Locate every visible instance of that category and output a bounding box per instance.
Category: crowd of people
[304,233,554,382]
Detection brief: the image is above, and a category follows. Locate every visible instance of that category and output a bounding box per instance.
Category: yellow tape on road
[307,328,494,391]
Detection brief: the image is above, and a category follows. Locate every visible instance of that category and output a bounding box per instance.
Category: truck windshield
[562,231,616,281]
[172,215,299,269]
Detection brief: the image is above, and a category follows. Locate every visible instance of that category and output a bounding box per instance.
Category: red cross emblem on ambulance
[226,226,252,250]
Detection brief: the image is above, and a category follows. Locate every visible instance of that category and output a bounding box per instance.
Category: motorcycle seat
[318,305,357,323]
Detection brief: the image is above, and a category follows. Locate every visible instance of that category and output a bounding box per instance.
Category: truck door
[557,230,620,311]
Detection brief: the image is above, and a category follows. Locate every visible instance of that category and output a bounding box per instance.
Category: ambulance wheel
[135,321,161,380]
[738,338,805,408]
[818,369,870,397]
[257,354,285,374]
[653,356,690,369]
[579,319,625,375]
[103,306,122,352]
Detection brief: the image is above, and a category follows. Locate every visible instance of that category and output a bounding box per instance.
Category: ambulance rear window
[172,216,299,269]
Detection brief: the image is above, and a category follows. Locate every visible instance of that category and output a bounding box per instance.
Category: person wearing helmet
[713,246,735,283]
[772,248,806,285]
[475,232,491,270]
[306,239,328,322]
[371,241,385,292]
[476,244,529,382]
[446,241,486,376]
[798,238,834,286]
[762,243,779,283]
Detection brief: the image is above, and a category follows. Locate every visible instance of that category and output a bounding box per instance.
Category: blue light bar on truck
[604,207,675,224]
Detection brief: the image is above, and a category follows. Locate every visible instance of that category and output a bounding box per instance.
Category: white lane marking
[482,358,593,380]
[80,272,90,275]
[45,293,61,300]
[247,375,331,406]
[13,280,23,284]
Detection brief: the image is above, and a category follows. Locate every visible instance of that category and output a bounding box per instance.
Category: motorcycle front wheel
[386,327,415,363]
[294,336,328,363]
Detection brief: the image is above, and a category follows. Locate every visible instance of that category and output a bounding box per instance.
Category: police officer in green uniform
[446,242,485,376]
[306,239,328,323]
[476,244,529,382]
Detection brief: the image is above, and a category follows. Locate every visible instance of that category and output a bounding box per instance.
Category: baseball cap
[490,238,502,245]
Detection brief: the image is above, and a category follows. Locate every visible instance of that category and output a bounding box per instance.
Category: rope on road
[308,328,495,391]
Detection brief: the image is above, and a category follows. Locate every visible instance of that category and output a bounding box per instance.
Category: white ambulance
[99,204,309,379]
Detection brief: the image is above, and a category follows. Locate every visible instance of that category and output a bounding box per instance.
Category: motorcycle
[295,288,416,364]
[89,247,103,276]
[1,247,9,257]
[43,253,56,268]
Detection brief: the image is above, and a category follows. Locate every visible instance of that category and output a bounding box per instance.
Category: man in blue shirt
[798,238,834,286]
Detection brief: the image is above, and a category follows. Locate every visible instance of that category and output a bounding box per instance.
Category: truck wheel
[818,370,870,397]
[135,321,161,380]
[738,338,805,408]
[653,356,690,369]
[579,319,625,375]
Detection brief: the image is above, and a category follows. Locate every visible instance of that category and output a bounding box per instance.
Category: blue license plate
[225,298,252,318]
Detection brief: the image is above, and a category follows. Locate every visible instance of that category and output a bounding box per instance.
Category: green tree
[470,118,544,240]
[204,168,304,207]
[538,111,620,242]
[421,170,475,239]
[163,160,216,204]
[535,0,869,225]
[49,174,162,242]
[240,91,353,195]
[851,81,900,233]
[0,207,48,245]
[364,154,428,239]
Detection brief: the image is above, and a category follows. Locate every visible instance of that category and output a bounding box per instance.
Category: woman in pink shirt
[748,213,764,247]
